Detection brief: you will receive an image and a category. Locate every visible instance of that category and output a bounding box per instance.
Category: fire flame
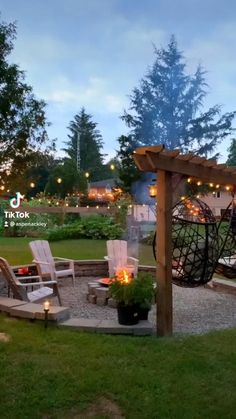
[116,268,132,284]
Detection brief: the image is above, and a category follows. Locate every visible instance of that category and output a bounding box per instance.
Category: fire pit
[87,268,133,308]
[87,279,116,307]
[98,278,112,287]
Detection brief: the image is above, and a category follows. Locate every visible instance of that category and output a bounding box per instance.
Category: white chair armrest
[54,257,74,270]
[104,256,112,261]
[33,259,51,266]
[19,275,41,281]
[19,280,57,287]
[127,257,139,263]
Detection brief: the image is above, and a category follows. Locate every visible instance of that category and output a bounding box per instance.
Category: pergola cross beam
[133,145,236,337]
[134,148,236,185]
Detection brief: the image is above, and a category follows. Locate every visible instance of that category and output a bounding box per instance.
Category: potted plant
[132,272,155,320]
[109,275,139,325]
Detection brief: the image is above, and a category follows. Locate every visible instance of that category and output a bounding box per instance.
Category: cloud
[42,76,127,114]
[184,22,236,108]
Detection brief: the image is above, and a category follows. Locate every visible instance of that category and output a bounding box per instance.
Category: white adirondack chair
[0,257,62,305]
[104,240,139,277]
[29,240,75,286]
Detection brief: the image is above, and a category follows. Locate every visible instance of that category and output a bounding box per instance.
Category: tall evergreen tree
[116,135,141,192]
[64,108,105,181]
[0,18,52,178]
[226,139,236,166]
[122,36,235,157]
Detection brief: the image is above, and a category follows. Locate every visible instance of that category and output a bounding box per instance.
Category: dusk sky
[1,0,235,161]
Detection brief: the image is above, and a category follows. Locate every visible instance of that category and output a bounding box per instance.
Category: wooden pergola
[133,145,236,336]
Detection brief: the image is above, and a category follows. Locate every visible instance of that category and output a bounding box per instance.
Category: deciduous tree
[0,18,53,180]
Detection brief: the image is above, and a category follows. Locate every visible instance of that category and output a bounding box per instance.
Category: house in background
[200,190,232,217]
[88,179,116,202]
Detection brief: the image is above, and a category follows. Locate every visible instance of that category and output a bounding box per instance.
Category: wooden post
[156,170,173,336]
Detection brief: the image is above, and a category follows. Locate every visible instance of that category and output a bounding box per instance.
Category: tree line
[0,18,235,198]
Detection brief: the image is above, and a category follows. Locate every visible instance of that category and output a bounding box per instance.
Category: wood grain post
[156,170,173,336]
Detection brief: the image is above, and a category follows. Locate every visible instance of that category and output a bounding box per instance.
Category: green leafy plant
[109,277,136,306]
[109,272,155,308]
[109,193,133,228]
[132,272,155,309]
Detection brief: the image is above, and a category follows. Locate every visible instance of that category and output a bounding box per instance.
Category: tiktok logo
[9,192,24,209]
[4,192,29,225]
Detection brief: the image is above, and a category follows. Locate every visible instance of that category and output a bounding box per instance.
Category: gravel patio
[58,277,236,335]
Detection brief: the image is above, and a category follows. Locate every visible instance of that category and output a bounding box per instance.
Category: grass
[0,237,155,266]
[0,315,236,418]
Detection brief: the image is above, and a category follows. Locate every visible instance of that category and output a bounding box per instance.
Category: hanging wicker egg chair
[215,198,236,278]
[153,197,219,287]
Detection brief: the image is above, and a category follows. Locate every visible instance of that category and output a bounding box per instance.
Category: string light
[57,177,62,184]
[185,178,234,194]
[30,182,35,188]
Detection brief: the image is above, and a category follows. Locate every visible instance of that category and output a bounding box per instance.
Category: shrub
[46,216,123,241]
[140,231,155,245]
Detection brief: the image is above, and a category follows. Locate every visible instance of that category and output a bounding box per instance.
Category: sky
[1,0,236,162]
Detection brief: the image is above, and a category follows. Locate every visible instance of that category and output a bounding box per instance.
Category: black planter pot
[117,303,139,325]
[138,307,150,321]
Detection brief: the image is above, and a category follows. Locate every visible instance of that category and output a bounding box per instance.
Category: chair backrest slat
[107,240,127,271]
[0,257,28,301]
[29,240,54,276]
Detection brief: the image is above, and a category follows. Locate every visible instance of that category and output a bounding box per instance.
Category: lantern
[148,184,157,198]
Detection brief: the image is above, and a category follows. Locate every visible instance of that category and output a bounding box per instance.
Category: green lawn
[0,315,236,418]
[0,237,155,266]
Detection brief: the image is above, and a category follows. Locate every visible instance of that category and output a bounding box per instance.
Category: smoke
[131,173,156,205]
